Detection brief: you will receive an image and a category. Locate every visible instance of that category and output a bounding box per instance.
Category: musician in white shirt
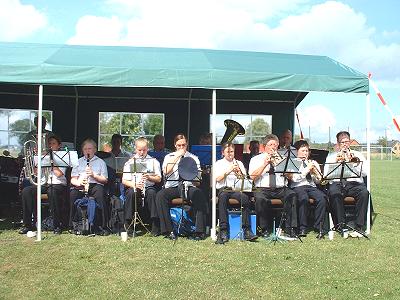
[69,139,108,232]
[215,142,257,242]
[290,140,327,238]
[325,131,369,236]
[249,134,298,238]
[19,135,67,235]
[155,134,207,241]
[122,137,162,236]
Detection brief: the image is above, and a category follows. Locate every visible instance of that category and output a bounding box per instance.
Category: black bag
[109,195,125,233]
[42,216,54,231]
[72,206,90,235]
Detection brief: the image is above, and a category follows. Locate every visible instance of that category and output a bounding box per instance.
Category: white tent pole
[211,89,217,240]
[74,87,79,147]
[187,89,192,143]
[366,92,371,234]
[36,85,43,241]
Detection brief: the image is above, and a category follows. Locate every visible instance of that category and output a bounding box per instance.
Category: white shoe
[349,231,363,238]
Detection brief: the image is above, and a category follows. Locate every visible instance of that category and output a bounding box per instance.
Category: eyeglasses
[339,140,350,145]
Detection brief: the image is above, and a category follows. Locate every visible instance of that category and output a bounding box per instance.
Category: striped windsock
[369,73,400,132]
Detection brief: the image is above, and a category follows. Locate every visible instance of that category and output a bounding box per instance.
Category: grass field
[1,161,400,299]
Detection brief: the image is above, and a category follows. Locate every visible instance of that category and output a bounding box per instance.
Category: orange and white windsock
[295,109,304,139]
[369,73,400,132]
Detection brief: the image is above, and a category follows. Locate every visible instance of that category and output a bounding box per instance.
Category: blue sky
[1,0,399,143]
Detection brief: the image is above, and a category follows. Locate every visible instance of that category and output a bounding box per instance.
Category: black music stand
[165,156,201,241]
[322,161,369,239]
[124,157,155,237]
[257,153,303,243]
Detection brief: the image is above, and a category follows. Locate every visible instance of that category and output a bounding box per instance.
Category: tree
[377,136,388,147]
[243,118,271,144]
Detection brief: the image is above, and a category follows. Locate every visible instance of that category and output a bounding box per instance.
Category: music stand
[255,153,302,243]
[124,157,155,237]
[322,160,369,239]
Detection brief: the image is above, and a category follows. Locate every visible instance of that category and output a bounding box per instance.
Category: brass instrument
[23,137,49,186]
[269,150,284,167]
[220,119,245,144]
[232,159,245,179]
[337,147,360,165]
[305,159,327,185]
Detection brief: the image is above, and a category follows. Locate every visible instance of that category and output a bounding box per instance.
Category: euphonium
[220,119,245,144]
[23,138,49,185]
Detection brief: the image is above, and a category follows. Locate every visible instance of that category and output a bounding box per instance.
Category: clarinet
[83,155,90,197]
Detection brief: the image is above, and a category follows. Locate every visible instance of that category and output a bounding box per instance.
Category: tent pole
[211,89,217,240]
[74,87,79,148]
[187,89,192,143]
[36,85,43,242]
[366,92,371,234]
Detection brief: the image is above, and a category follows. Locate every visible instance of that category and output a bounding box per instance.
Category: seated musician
[69,138,108,234]
[122,137,162,236]
[249,134,298,238]
[148,134,170,166]
[155,133,207,241]
[289,140,327,238]
[325,131,369,238]
[215,142,257,242]
[110,133,131,159]
[19,134,67,235]
[242,140,260,172]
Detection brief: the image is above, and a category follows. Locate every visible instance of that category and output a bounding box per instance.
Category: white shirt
[249,152,287,188]
[122,154,161,188]
[163,151,201,188]
[47,167,67,185]
[290,158,320,188]
[71,155,108,185]
[324,149,368,184]
[214,158,247,190]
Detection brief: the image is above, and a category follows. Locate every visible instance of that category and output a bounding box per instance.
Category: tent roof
[0,42,368,94]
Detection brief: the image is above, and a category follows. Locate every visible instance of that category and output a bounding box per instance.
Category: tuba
[23,135,49,185]
[220,119,245,144]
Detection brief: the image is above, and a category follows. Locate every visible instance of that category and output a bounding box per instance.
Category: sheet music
[130,158,155,174]
[40,150,79,167]
[323,161,363,180]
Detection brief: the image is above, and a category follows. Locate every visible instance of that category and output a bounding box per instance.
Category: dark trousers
[254,187,297,231]
[69,184,106,227]
[328,182,369,228]
[218,190,251,230]
[292,185,327,231]
[124,186,159,224]
[156,186,207,234]
[21,184,66,228]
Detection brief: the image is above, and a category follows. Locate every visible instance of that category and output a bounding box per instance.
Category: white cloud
[0,0,47,41]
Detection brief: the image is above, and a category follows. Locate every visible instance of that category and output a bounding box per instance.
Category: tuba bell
[23,135,49,186]
[220,119,245,144]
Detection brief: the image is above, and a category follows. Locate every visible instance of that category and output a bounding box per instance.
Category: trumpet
[269,150,284,167]
[305,159,326,183]
[232,159,245,179]
[337,147,360,164]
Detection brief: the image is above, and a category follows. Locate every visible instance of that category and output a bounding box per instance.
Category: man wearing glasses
[325,131,369,238]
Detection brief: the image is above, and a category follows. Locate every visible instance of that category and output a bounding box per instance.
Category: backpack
[109,195,125,234]
[170,206,196,236]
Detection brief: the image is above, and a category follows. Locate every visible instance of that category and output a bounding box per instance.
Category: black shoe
[299,228,307,237]
[53,227,62,235]
[289,228,297,238]
[219,229,229,243]
[244,229,258,241]
[191,232,206,241]
[97,227,110,236]
[18,226,30,234]
[261,230,270,238]
[165,231,177,240]
[316,231,324,239]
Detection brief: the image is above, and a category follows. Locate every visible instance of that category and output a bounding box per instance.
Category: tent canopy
[0,42,368,94]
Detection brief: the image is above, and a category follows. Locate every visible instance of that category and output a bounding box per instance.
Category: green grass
[1,161,400,299]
